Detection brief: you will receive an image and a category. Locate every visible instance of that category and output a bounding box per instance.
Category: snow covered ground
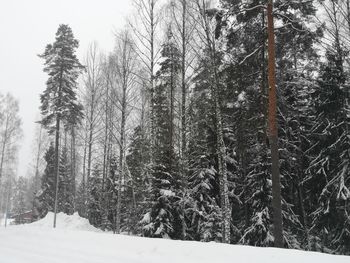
[0,215,14,227]
[0,213,349,263]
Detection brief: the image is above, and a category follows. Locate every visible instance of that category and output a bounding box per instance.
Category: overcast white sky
[0,0,133,178]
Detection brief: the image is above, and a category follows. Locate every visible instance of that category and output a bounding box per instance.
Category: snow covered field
[0,213,349,263]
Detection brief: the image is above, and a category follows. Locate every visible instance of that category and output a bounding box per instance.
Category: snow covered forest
[1,0,350,258]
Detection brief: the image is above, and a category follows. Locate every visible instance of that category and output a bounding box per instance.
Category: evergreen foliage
[39,24,84,132]
[306,43,350,254]
[57,147,74,215]
[34,144,56,219]
[20,0,350,256]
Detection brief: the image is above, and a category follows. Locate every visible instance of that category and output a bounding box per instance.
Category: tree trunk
[101,82,110,229]
[81,133,87,217]
[116,92,126,234]
[347,0,350,35]
[267,0,283,248]
[102,86,109,192]
[180,0,187,240]
[34,125,43,192]
[53,114,61,228]
[170,43,174,156]
[199,0,231,243]
[4,181,11,228]
[261,9,268,144]
[126,161,137,234]
[71,126,76,210]
[0,116,9,185]
[149,0,156,161]
[215,95,230,244]
[87,114,94,185]
[116,43,129,233]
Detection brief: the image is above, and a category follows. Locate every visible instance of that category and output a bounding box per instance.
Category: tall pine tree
[39,24,84,226]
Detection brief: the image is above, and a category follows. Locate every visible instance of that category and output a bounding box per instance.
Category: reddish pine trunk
[267,0,283,248]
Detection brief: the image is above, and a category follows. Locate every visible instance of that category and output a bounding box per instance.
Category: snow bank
[30,212,101,232]
[0,213,349,263]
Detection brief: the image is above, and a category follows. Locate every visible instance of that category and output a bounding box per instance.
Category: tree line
[0,93,22,226]
[6,0,350,256]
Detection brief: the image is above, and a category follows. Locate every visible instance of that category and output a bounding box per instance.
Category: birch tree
[130,0,162,154]
[192,0,231,243]
[80,42,104,215]
[0,94,22,186]
[113,30,139,233]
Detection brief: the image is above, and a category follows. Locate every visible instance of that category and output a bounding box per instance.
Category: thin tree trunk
[347,0,350,35]
[53,66,65,228]
[199,0,230,243]
[34,125,43,192]
[116,90,126,234]
[82,134,87,217]
[87,113,94,184]
[149,0,156,160]
[53,114,61,228]
[170,43,174,155]
[85,118,93,217]
[214,93,230,244]
[71,126,76,210]
[4,182,11,228]
[0,116,9,186]
[180,0,187,240]
[126,161,137,234]
[101,81,110,229]
[116,43,128,233]
[180,0,187,172]
[102,87,109,192]
[32,124,43,215]
[267,0,283,248]
[261,9,268,144]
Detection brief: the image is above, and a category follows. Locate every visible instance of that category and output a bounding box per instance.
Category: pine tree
[39,24,84,227]
[219,0,321,248]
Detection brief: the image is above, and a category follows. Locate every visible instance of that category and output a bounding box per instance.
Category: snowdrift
[31,212,101,232]
[0,213,349,263]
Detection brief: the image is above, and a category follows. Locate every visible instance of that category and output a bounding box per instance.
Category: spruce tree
[34,144,55,219]
[104,156,118,232]
[57,146,74,215]
[306,43,350,254]
[87,165,103,228]
[142,32,182,239]
[186,73,223,242]
[126,126,151,234]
